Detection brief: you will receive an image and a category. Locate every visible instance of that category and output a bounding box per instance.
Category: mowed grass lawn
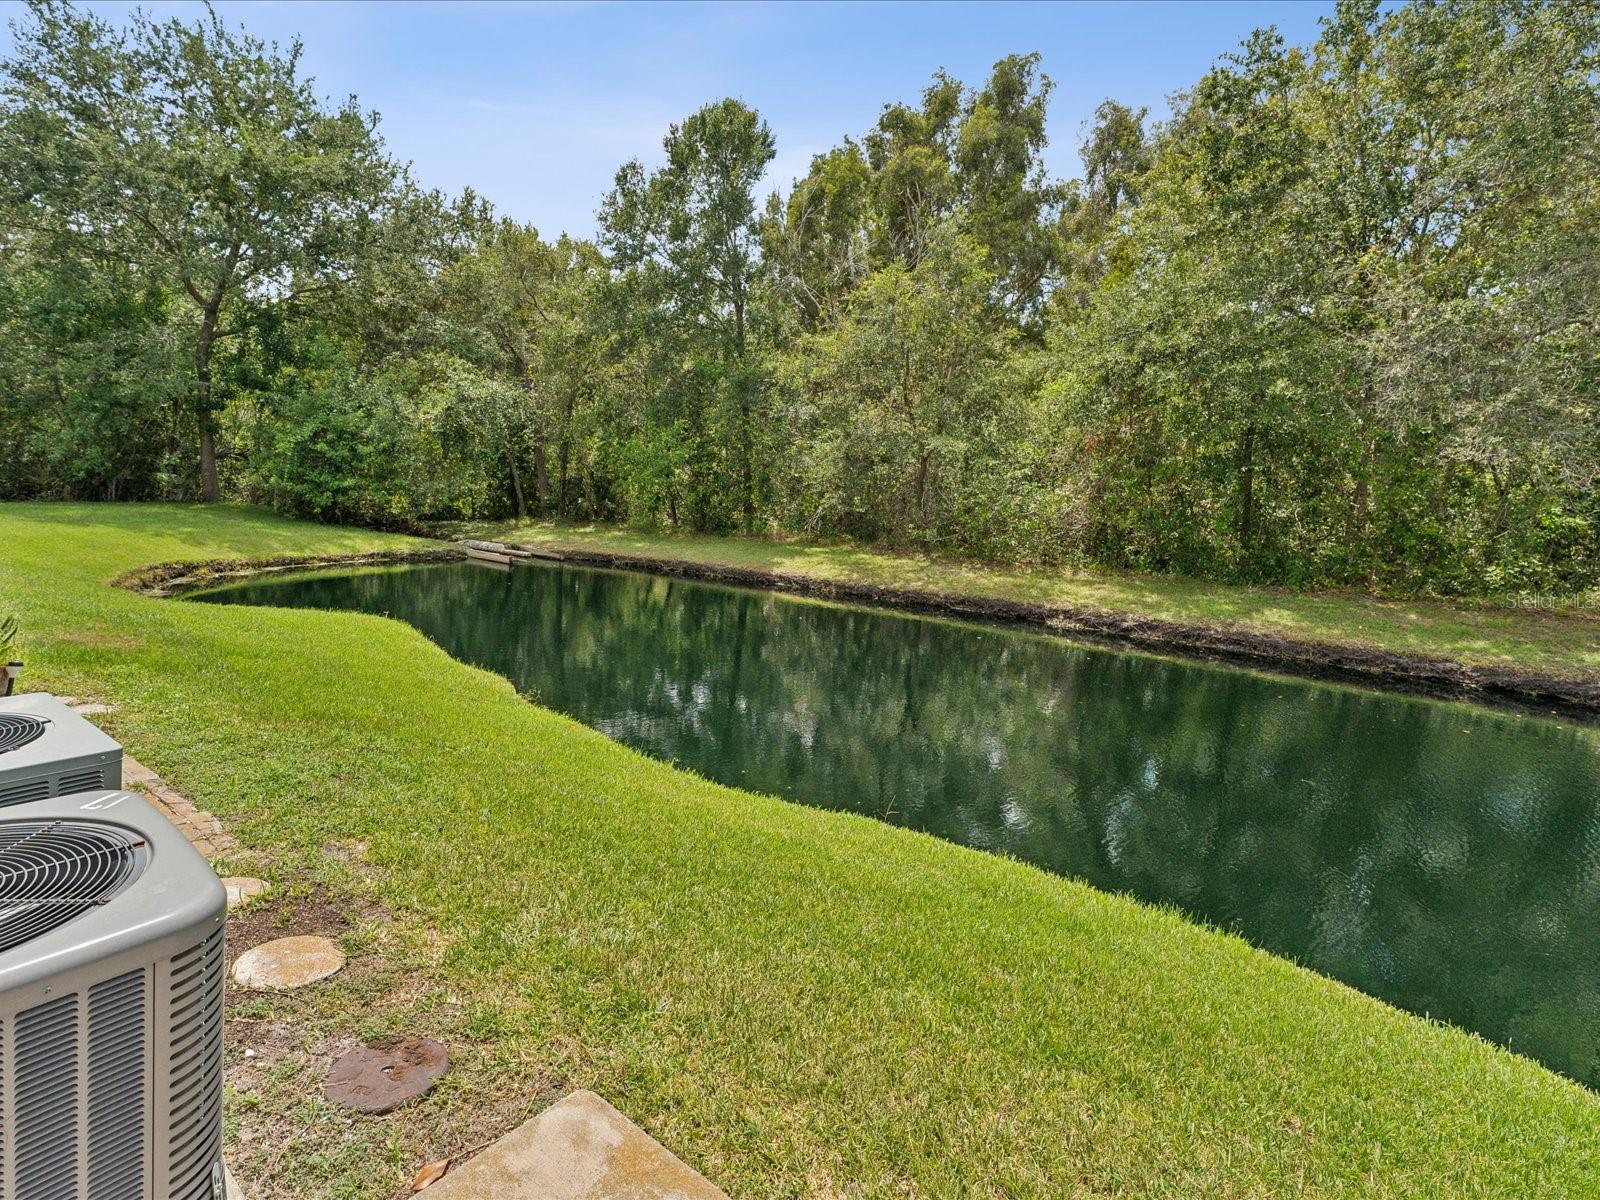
[6,501,1599,1198]
[465,519,1600,682]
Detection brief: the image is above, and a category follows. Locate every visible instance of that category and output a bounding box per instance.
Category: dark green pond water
[197,559,1600,1086]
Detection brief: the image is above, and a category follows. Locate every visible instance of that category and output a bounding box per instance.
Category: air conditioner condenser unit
[0,693,123,807]
[0,788,226,1199]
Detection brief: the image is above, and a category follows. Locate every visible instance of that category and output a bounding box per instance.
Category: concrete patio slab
[421,1089,727,1199]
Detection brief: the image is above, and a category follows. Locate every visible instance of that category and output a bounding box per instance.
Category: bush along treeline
[2,0,1597,596]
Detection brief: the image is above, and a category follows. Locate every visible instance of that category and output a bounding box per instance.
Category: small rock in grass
[221,876,269,910]
[231,935,345,991]
[325,1036,450,1115]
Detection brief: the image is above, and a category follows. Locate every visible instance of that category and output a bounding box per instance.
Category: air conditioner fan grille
[0,714,48,755]
[0,821,140,954]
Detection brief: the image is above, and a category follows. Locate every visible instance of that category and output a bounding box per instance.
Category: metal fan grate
[0,714,48,755]
[0,821,142,954]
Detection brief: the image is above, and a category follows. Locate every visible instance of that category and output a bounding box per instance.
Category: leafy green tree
[1052,0,1600,592]
[441,220,557,517]
[813,56,1066,321]
[1318,0,1600,555]
[439,221,612,518]
[0,222,186,499]
[761,143,873,333]
[1052,99,1152,315]
[778,224,1019,548]
[528,237,614,519]
[864,71,964,268]
[953,53,1063,323]
[600,98,776,531]
[0,0,397,499]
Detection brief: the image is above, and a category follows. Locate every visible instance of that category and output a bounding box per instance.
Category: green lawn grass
[462,519,1600,682]
[6,500,1600,1198]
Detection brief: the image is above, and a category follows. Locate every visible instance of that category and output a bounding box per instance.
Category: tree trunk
[733,296,754,533]
[557,443,572,520]
[533,441,552,507]
[507,445,529,519]
[199,421,220,502]
[739,378,754,534]
[196,305,222,502]
[557,380,577,519]
[1350,439,1371,581]
[1238,424,1257,558]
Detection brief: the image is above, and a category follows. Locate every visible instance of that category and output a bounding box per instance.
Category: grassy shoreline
[6,501,1600,1197]
[457,519,1600,686]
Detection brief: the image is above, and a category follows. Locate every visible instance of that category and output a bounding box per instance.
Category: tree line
[2,0,1596,596]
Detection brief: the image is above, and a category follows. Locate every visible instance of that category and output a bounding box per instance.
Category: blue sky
[2,1,1334,238]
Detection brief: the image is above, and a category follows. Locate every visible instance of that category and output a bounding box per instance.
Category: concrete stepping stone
[221,876,269,910]
[420,1089,727,1199]
[224,1165,247,1200]
[325,1036,450,1114]
[232,935,345,991]
[70,702,115,715]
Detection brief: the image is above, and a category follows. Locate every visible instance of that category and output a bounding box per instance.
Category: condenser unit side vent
[88,967,149,1195]
[15,991,81,1196]
[59,767,112,794]
[166,929,225,1199]
[0,780,49,808]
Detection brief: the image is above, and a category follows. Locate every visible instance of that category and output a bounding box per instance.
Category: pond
[195,558,1600,1087]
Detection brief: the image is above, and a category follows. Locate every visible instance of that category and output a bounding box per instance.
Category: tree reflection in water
[199,560,1600,1087]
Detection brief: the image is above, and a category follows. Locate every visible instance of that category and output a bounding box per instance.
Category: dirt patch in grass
[225,884,564,1199]
[225,884,380,973]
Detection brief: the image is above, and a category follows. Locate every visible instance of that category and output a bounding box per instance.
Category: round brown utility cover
[324,1036,450,1114]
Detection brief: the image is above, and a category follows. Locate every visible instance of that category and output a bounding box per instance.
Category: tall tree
[792,56,1064,324]
[761,142,873,333]
[953,52,1063,323]
[1053,99,1152,315]
[440,221,611,519]
[0,221,184,500]
[0,0,397,499]
[600,98,776,530]
[1053,0,1600,591]
[779,224,1018,547]
[864,71,963,268]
